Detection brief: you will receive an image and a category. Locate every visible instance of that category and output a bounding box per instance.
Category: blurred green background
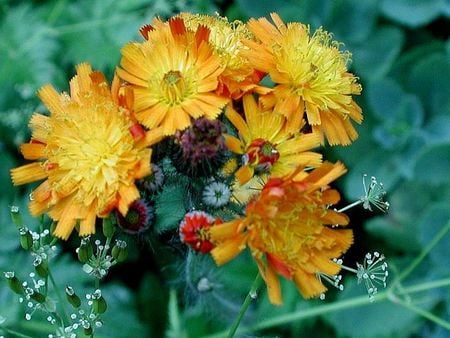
[1,0,449,337]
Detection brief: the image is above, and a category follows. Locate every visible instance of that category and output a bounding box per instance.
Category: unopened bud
[84,324,93,336]
[65,286,81,308]
[77,238,93,263]
[111,240,128,263]
[4,272,24,295]
[19,227,33,250]
[34,256,49,278]
[10,206,23,227]
[30,291,46,303]
[92,290,107,314]
[102,217,115,239]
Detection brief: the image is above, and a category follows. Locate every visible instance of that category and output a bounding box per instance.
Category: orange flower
[243,13,363,145]
[210,162,353,305]
[178,12,266,99]
[10,64,152,240]
[117,17,229,136]
[224,94,322,185]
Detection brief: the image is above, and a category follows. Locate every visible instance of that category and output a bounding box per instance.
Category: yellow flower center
[45,98,142,210]
[161,70,187,104]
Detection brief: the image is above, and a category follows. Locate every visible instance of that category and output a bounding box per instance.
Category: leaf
[154,185,187,233]
[407,53,450,118]
[380,0,443,27]
[416,203,450,273]
[59,0,146,71]
[412,143,450,185]
[353,26,404,80]
[166,289,187,338]
[326,279,435,338]
[0,4,60,89]
[342,149,401,201]
[326,0,378,44]
[236,0,302,20]
[423,115,450,144]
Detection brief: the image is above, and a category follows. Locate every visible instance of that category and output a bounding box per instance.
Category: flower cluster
[10,12,382,308]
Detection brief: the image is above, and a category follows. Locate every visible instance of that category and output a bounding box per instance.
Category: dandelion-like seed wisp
[356,252,389,301]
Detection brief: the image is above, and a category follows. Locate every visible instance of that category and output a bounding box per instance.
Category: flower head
[210,162,353,304]
[10,63,151,239]
[117,17,229,136]
[180,211,221,253]
[224,94,322,185]
[244,13,363,145]
[178,12,264,98]
[116,199,154,234]
[173,117,227,175]
[202,180,231,208]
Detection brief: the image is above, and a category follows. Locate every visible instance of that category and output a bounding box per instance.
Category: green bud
[4,272,24,295]
[84,325,93,336]
[49,221,57,236]
[78,238,93,263]
[92,291,107,314]
[19,227,33,250]
[30,291,46,303]
[34,256,49,278]
[65,286,81,308]
[10,206,23,227]
[102,217,115,239]
[111,240,128,263]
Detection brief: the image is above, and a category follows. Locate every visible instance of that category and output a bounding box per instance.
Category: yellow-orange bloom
[244,13,363,145]
[210,162,353,305]
[224,94,322,185]
[117,17,229,136]
[178,12,265,98]
[10,63,152,240]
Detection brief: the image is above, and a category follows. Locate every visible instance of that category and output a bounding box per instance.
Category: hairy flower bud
[65,286,81,308]
[4,272,24,295]
[19,227,33,250]
[111,240,128,263]
[77,238,93,263]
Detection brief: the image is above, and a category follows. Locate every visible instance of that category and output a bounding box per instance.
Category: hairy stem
[227,273,262,338]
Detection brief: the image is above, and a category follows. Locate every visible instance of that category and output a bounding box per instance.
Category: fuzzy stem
[47,268,69,325]
[0,327,35,338]
[203,277,450,338]
[391,296,450,330]
[227,273,262,338]
[337,200,363,213]
[393,221,450,287]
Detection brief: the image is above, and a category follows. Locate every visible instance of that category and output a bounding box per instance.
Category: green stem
[95,278,100,290]
[0,327,34,338]
[203,278,450,338]
[47,268,70,325]
[337,200,363,213]
[392,296,450,330]
[392,221,450,287]
[227,273,262,338]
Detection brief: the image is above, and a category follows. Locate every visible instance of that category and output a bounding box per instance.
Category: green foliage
[154,184,187,233]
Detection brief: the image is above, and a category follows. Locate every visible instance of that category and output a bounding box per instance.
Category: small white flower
[202,181,231,207]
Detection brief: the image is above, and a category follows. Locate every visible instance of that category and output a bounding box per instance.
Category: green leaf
[365,217,422,253]
[412,143,450,185]
[154,185,186,233]
[0,4,60,89]
[166,289,187,338]
[380,0,443,27]
[326,0,378,44]
[416,203,450,273]
[342,149,401,201]
[390,42,445,87]
[423,116,450,144]
[326,279,433,338]
[236,0,303,21]
[353,26,404,80]
[407,53,450,118]
[59,0,145,71]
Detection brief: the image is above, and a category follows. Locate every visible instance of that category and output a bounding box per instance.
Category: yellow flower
[117,17,229,136]
[178,12,265,99]
[224,94,322,185]
[210,162,353,305]
[10,63,152,240]
[244,13,363,145]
